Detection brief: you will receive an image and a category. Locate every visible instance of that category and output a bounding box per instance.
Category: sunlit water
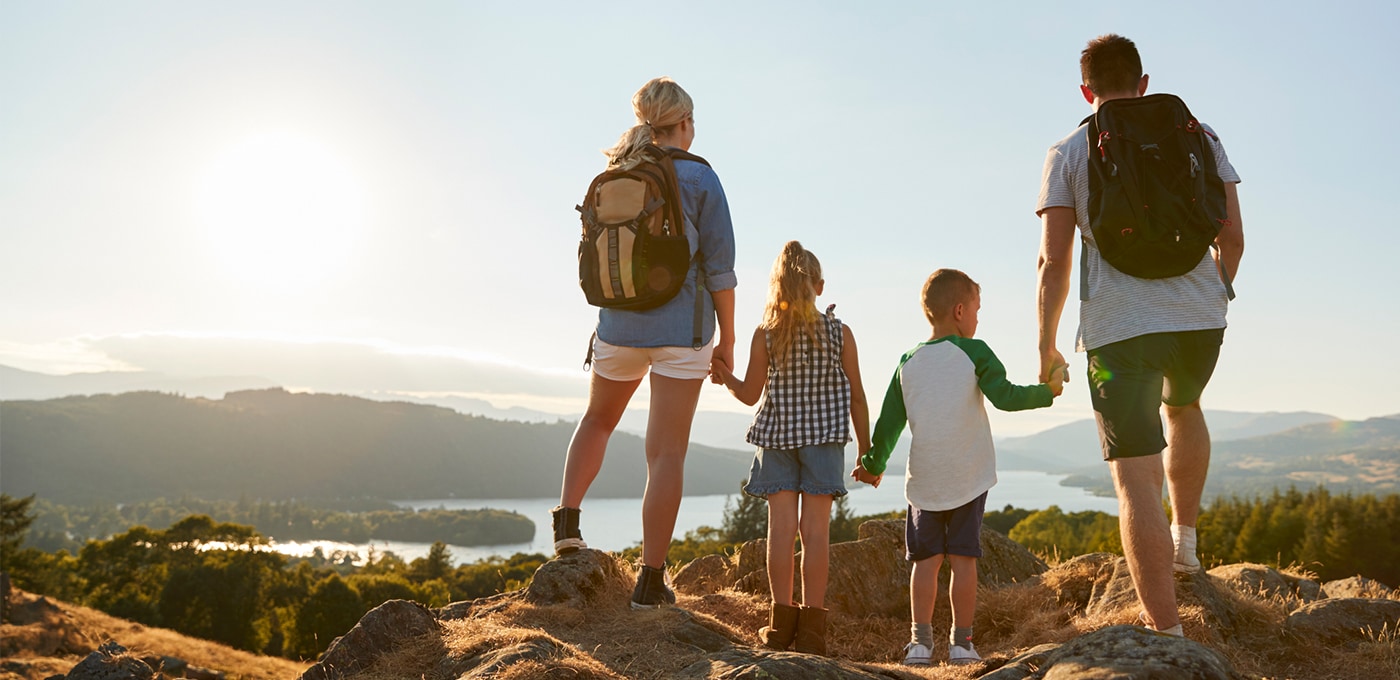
[262,470,1118,566]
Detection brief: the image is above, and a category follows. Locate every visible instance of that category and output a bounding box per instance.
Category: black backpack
[1085,93,1230,280]
[577,146,710,311]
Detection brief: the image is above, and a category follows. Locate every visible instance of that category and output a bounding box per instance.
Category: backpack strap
[692,255,706,350]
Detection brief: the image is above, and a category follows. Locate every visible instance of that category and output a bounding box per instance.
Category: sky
[3,1,1398,440]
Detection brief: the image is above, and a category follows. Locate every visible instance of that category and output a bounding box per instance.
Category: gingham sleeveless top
[745,306,852,449]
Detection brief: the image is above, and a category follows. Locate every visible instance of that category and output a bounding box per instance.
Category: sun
[195,131,367,288]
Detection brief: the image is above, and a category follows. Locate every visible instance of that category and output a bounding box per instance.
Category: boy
[853,269,1063,665]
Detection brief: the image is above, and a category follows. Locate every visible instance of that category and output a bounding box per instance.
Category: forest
[4,486,1398,661]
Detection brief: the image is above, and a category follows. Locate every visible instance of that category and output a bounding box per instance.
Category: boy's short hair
[1080,34,1142,96]
[922,269,980,325]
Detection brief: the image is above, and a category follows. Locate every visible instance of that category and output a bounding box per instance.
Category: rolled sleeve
[687,162,738,291]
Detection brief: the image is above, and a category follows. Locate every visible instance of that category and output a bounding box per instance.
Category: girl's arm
[841,324,871,454]
[715,327,768,406]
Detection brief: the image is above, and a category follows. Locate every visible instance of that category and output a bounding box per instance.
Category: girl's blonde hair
[604,77,694,170]
[761,241,825,362]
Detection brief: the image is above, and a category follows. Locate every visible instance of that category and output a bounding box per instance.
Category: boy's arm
[859,362,908,476]
[958,338,1055,412]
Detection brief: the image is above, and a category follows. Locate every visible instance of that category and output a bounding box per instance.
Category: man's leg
[1109,454,1180,631]
[1164,400,1209,571]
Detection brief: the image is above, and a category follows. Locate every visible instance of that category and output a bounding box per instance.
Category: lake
[265,470,1119,566]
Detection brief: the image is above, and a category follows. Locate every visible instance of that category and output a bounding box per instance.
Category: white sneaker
[948,642,981,665]
[902,642,932,666]
[1172,525,1201,573]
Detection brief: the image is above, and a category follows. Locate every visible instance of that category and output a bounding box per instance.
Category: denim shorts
[742,442,848,498]
[905,491,987,561]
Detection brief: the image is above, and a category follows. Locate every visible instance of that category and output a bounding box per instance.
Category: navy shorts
[1086,328,1225,460]
[905,491,987,561]
[743,442,848,498]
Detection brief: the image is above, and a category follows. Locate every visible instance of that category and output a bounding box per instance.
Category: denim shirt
[595,154,738,348]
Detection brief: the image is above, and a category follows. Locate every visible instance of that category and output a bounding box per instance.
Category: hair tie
[779,301,789,311]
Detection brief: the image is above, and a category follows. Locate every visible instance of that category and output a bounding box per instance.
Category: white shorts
[591,337,713,381]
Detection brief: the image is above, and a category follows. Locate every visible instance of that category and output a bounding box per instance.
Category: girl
[711,241,870,655]
[553,77,738,610]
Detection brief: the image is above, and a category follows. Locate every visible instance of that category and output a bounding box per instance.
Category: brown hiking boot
[759,602,800,650]
[794,606,828,655]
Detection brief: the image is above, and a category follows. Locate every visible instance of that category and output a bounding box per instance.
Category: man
[1035,34,1245,637]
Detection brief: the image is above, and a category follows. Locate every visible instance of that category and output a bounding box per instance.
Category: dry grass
[2,588,307,680]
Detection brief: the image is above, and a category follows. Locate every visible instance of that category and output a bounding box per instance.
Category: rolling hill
[0,389,753,505]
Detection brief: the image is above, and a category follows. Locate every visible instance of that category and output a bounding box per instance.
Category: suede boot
[759,602,800,650]
[794,605,828,655]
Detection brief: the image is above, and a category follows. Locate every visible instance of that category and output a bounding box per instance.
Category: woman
[553,77,737,609]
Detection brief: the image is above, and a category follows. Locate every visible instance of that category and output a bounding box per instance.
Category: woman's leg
[639,373,704,568]
[766,490,799,606]
[797,493,834,608]
[559,373,642,508]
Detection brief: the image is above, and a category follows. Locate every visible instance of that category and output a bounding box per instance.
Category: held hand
[1048,364,1066,397]
[850,464,882,488]
[712,341,735,379]
[708,360,731,385]
[1040,348,1069,385]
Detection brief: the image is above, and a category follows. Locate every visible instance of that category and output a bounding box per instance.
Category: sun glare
[195,131,367,288]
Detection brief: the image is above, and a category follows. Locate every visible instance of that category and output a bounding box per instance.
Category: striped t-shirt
[1036,119,1242,352]
[745,309,852,450]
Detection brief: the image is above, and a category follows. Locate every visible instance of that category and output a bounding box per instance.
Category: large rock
[700,519,1047,619]
[1321,575,1397,600]
[985,625,1247,680]
[674,648,918,679]
[523,548,634,607]
[1284,597,1400,647]
[1208,563,1321,605]
[1033,552,1119,615]
[1084,557,1243,641]
[64,641,156,680]
[673,554,735,597]
[298,600,441,680]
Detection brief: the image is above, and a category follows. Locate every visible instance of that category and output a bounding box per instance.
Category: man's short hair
[922,269,980,325]
[1081,34,1142,96]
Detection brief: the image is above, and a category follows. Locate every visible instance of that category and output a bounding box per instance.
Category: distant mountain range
[0,389,753,505]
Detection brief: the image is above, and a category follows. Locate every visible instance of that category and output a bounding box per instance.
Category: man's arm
[1037,207,1077,383]
[1215,182,1244,283]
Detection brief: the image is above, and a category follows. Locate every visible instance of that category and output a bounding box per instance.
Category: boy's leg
[766,490,799,606]
[796,492,833,608]
[946,555,978,629]
[639,373,703,569]
[909,554,944,626]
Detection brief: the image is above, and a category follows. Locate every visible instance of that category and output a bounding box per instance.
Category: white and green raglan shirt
[860,336,1054,512]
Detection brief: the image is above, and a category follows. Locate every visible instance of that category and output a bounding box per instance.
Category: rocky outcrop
[1284,597,1400,647]
[676,519,1046,619]
[298,600,441,680]
[674,648,918,679]
[1082,557,1244,641]
[522,548,634,607]
[1321,575,1397,599]
[63,641,155,680]
[1207,563,1322,605]
[979,625,1249,680]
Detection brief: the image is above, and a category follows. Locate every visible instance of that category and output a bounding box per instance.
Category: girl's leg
[910,554,944,625]
[766,490,799,606]
[559,373,643,508]
[796,493,834,608]
[947,555,978,628]
[639,373,703,568]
